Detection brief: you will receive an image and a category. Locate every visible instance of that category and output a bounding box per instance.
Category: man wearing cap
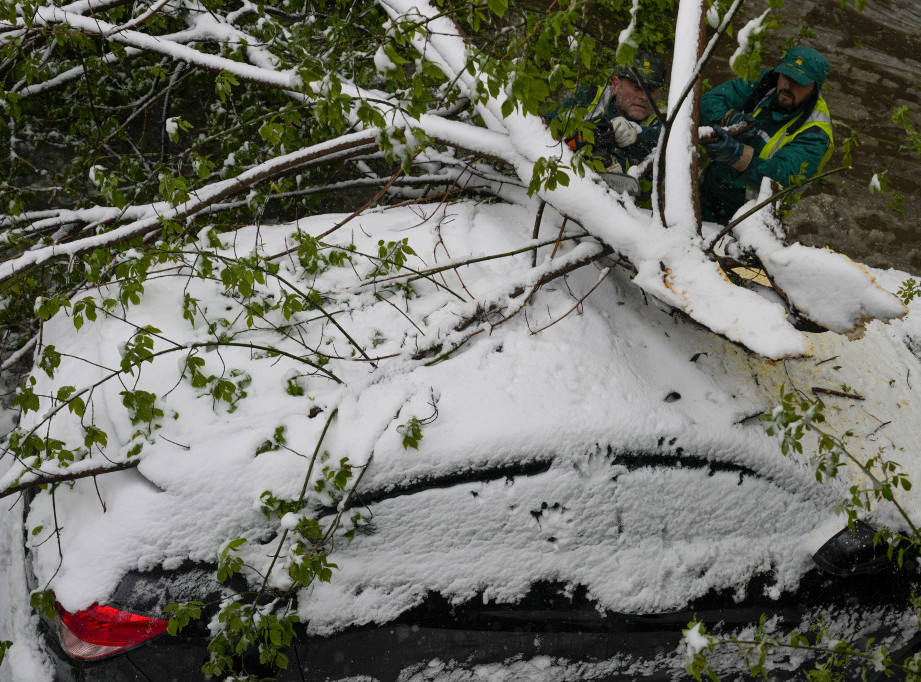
[544,51,667,174]
[699,46,834,224]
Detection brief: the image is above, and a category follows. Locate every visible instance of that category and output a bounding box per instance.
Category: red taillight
[55,602,168,661]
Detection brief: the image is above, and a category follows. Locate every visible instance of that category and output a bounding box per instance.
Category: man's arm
[543,86,595,125]
[620,122,661,166]
[736,128,831,188]
[700,77,758,126]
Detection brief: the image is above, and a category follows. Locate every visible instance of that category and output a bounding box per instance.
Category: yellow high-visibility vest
[752,95,834,172]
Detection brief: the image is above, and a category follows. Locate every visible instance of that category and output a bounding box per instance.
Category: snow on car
[3,200,921,680]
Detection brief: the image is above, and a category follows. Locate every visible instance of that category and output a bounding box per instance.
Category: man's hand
[596,116,642,149]
[704,124,753,171]
[720,109,756,129]
[719,109,757,144]
[608,116,642,147]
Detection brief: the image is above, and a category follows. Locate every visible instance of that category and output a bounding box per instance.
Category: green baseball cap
[616,50,666,89]
[774,46,830,88]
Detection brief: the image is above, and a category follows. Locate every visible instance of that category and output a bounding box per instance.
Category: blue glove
[704,124,745,165]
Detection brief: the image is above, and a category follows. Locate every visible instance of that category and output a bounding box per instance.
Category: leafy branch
[685,386,921,680]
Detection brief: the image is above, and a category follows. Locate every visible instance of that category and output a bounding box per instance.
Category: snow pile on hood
[4,200,921,639]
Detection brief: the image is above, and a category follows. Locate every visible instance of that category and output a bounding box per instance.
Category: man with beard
[699,46,834,224]
[545,51,666,175]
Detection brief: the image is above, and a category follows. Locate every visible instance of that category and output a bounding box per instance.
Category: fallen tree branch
[0,459,140,500]
[415,241,617,362]
[704,165,850,255]
[20,7,295,90]
[653,0,746,229]
[0,133,380,288]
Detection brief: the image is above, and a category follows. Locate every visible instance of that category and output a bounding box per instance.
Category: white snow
[2,200,921,680]
[87,165,105,187]
[165,116,179,139]
[2,0,921,679]
[730,9,771,73]
[680,622,710,660]
[617,0,641,50]
[373,45,396,73]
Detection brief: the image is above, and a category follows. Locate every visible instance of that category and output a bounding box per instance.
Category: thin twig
[704,166,850,255]
[96,65,192,151]
[812,386,865,401]
[317,167,404,239]
[530,259,620,334]
[549,217,569,260]
[256,407,337,599]
[530,200,546,267]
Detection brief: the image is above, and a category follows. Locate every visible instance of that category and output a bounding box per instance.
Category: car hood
[9,201,921,635]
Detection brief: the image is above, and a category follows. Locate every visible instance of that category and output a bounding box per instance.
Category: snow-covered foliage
[0,0,905,360]
[3,201,921,679]
[0,0,920,678]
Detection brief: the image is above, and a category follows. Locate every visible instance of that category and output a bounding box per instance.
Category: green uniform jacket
[700,71,833,224]
[544,85,662,171]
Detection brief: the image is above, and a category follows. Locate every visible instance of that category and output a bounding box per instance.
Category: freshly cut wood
[729,179,907,336]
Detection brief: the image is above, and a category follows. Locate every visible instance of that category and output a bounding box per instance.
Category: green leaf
[616,41,637,68]
[397,416,424,450]
[215,70,240,102]
[259,121,285,146]
[164,601,203,636]
[486,0,508,17]
[30,589,56,621]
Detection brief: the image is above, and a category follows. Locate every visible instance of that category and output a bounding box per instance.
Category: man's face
[775,74,816,113]
[611,76,659,122]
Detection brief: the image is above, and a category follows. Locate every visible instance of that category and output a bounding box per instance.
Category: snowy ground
[1,200,921,680]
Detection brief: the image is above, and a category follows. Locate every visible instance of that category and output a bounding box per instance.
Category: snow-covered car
[25,546,921,681]
[6,201,921,681]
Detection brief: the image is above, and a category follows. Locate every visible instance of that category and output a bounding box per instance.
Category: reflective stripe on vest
[756,95,834,171]
[587,86,613,121]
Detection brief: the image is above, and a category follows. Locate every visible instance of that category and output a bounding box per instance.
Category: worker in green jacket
[544,51,667,175]
[700,46,834,224]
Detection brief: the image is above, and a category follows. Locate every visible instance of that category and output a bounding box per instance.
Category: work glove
[595,116,642,150]
[720,109,756,129]
[719,109,758,145]
[704,124,753,171]
[607,116,643,147]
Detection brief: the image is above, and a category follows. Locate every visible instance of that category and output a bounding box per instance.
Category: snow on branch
[0,0,908,361]
[0,132,380,283]
[15,6,297,90]
[378,0,821,359]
